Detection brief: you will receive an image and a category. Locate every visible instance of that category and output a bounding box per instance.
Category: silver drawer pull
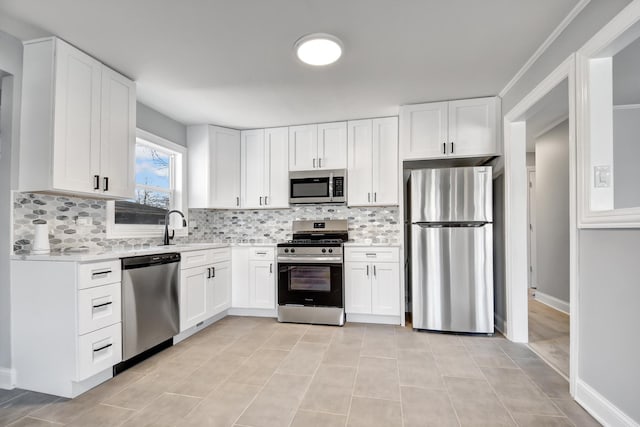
[91,270,112,279]
[366,253,377,257]
[256,251,267,255]
[93,343,113,353]
[92,301,112,309]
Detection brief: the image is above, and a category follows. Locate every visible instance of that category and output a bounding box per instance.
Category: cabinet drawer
[180,250,211,269]
[77,260,121,290]
[345,247,399,263]
[210,248,231,263]
[78,283,121,335]
[76,323,122,381]
[248,247,275,260]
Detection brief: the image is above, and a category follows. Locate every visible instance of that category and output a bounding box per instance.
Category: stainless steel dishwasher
[121,252,180,362]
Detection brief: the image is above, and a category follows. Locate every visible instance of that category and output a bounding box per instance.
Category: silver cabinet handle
[259,196,263,206]
[206,267,211,279]
[236,196,240,206]
[451,142,454,154]
[373,265,377,276]
[368,193,371,202]
[93,175,100,190]
[256,251,267,255]
[264,196,268,205]
[270,263,273,274]
[366,265,369,276]
[313,158,316,168]
[318,158,322,168]
[211,266,215,278]
[374,192,377,202]
[366,253,377,257]
[443,142,446,154]
[103,177,109,192]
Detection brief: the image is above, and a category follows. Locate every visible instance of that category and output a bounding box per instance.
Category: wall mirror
[577,3,640,227]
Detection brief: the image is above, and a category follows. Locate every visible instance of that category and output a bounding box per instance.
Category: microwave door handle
[329,172,333,202]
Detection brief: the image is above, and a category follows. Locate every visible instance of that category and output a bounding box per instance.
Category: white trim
[503,54,579,398]
[106,129,188,239]
[346,313,402,325]
[533,113,570,140]
[227,307,277,318]
[576,0,640,228]
[499,0,591,98]
[534,290,570,315]
[576,379,640,427]
[0,368,16,390]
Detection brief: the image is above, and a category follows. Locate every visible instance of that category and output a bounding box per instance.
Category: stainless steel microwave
[289,169,347,205]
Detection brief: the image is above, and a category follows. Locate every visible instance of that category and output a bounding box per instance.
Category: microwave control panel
[333,177,344,197]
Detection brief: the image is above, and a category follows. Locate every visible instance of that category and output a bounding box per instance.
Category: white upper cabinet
[347,117,398,206]
[289,122,347,171]
[187,125,241,209]
[400,97,500,160]
[241,127,289,209]
[19,37,136,199]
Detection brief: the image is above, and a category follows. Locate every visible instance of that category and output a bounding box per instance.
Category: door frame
[526,167,537,289]
[503,54,579,396]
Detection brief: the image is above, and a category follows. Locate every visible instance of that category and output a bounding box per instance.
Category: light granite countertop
[10,242,231,263]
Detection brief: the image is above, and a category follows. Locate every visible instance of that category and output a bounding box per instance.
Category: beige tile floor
[528,289,571,378]
[0,316,599,427]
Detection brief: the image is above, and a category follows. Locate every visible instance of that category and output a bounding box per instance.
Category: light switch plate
[594,165,612,188]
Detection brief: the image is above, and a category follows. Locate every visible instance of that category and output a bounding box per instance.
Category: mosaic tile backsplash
[13,192,400,254]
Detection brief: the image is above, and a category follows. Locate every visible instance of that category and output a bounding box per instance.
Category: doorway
[503,56,578,394]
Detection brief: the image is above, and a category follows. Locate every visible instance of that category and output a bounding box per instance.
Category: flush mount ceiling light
[294,33,343,66]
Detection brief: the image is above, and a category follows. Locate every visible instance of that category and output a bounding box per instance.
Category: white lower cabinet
[179,248,232,332]
[231,246,276,314]
[11,259,124,398]
[344,247,401,323]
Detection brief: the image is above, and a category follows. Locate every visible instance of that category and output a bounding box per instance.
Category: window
[106,129,187,238]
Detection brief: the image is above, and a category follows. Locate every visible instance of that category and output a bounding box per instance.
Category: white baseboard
[576,379,639,427]
[0,367,16,390]
[534,290,570,315]
[173,311,228,344]
[494,313,506,335]
[346,313,401,325]
[227,307,277,318]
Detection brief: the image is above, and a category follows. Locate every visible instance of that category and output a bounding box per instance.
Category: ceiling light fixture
[294,33,343,66]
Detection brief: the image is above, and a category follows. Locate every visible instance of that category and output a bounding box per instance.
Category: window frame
[106,129,188,239]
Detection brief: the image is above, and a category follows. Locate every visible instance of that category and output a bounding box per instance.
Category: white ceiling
[0,0,579,129]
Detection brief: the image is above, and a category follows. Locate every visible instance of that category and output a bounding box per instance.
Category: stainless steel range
[277,220,348,326]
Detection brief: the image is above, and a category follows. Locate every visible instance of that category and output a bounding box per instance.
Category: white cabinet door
[345,262,372,314]
[289,124,317,171]
[317,121,347,170]
[99,67,136,198]
[448,97,498,157]
[372,117,399,205]
[249,260,275,309]
[371,263,400,316]
[265,127,289,208]
[180,266,208,331]
[51,40,102,194]
[210,261,232,315]
[231,247,250,308]
[400,102,448,160]
[347,119,373,206]
[210,126,241,208]
[241,129,266,208]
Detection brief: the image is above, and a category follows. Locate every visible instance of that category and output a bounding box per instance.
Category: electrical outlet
[76,217,92,226]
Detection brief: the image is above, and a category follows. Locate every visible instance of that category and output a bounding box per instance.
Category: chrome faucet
[163,210,187,245]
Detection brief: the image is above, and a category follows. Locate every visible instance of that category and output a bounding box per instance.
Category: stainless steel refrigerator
[410,166,494,334]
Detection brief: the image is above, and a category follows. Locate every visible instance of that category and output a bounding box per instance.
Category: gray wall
[534,120,570,303]
[613,108,640,209]
[501,0,640,422]
[0,30,23,379]
[137,102,187,146]
[579,230,640,422]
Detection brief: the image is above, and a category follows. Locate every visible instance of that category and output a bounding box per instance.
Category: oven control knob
[328,248,333,253]
[290,248,295,253]
[284,249,289,253]
[322,248,326,253]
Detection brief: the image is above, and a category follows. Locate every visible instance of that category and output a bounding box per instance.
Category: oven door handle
[277,256,343,264]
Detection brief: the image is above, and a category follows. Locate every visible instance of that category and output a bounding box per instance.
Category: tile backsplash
[12,192,400,254]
